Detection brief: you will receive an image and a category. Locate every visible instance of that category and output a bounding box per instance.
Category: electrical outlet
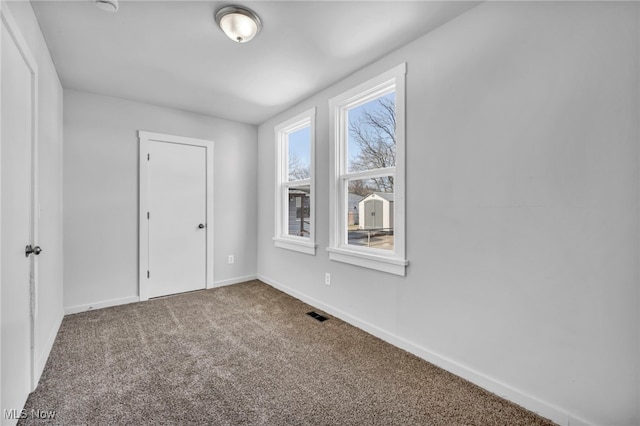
[228,255,234,264]
[325,273,331,286]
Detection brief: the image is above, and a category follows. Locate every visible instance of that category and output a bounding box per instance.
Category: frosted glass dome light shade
[215,6,262,43]
[95,0,119,12]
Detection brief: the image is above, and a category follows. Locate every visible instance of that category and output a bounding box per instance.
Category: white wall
[3,0,64,380]
[256,2,639,425]
[63,90,258,312]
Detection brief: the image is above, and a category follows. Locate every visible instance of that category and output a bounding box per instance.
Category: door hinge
[147,270,150,278]
[147,153,150,161]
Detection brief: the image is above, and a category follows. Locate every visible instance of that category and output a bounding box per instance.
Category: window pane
[346,178,394,251]
[288,126,311,181]
[287,185,310,237]
[347,92,396,173]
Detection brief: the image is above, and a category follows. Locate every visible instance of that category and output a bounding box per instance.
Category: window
[328,64,408,275]
[274,108,316,255]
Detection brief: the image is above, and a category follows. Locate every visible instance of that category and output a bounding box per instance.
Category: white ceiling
[31,1,479,125]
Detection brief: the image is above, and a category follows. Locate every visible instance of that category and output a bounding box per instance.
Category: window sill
[326,246,408,276]
[273,237,317,255]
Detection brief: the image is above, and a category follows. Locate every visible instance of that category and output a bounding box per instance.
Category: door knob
[198,224,205,229]
[25,245,42,257]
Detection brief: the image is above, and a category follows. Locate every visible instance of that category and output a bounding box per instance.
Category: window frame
[273,108,317,255]
[328,64,408,275]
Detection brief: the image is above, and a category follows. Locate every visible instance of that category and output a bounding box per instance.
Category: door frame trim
[138,131,214,301]
[1,2,40,393]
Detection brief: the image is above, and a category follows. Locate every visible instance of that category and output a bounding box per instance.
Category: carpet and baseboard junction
[19,280,554,425]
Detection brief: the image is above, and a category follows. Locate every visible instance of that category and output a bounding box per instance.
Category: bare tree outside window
[288,152,310,181]
[347,93,396,196]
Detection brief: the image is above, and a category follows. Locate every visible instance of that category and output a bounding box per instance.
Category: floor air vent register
[306,311,329,322]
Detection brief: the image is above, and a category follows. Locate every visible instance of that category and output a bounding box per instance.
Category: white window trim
[328,63,408,276]
[274,108,317,255]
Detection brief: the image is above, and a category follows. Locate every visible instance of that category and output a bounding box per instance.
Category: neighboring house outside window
[274,108,316,255]
[328,64,408,275]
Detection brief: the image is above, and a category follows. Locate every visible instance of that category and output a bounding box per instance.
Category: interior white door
[147,141,207,298]
[1,9,37,423]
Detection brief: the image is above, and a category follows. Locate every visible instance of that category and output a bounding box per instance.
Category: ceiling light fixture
[94,0,119,12]
[215,5,262,43]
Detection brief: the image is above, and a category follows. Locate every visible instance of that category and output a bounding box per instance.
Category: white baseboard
[210,274,257,289]
[64,295,140,315]
[64,277,258,315]
[35,307,64,385]
[257,274,593,426]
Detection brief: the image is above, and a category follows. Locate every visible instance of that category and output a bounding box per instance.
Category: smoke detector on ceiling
[94,0,119,13]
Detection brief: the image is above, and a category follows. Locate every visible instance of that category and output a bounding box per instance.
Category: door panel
[1,18,34,422]
[364,200,383,229]
[364,201,372,228]
[374,200,383,228]
[147,141,207,298]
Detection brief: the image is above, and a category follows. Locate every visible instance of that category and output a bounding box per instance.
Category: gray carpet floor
[20,280,555,425]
